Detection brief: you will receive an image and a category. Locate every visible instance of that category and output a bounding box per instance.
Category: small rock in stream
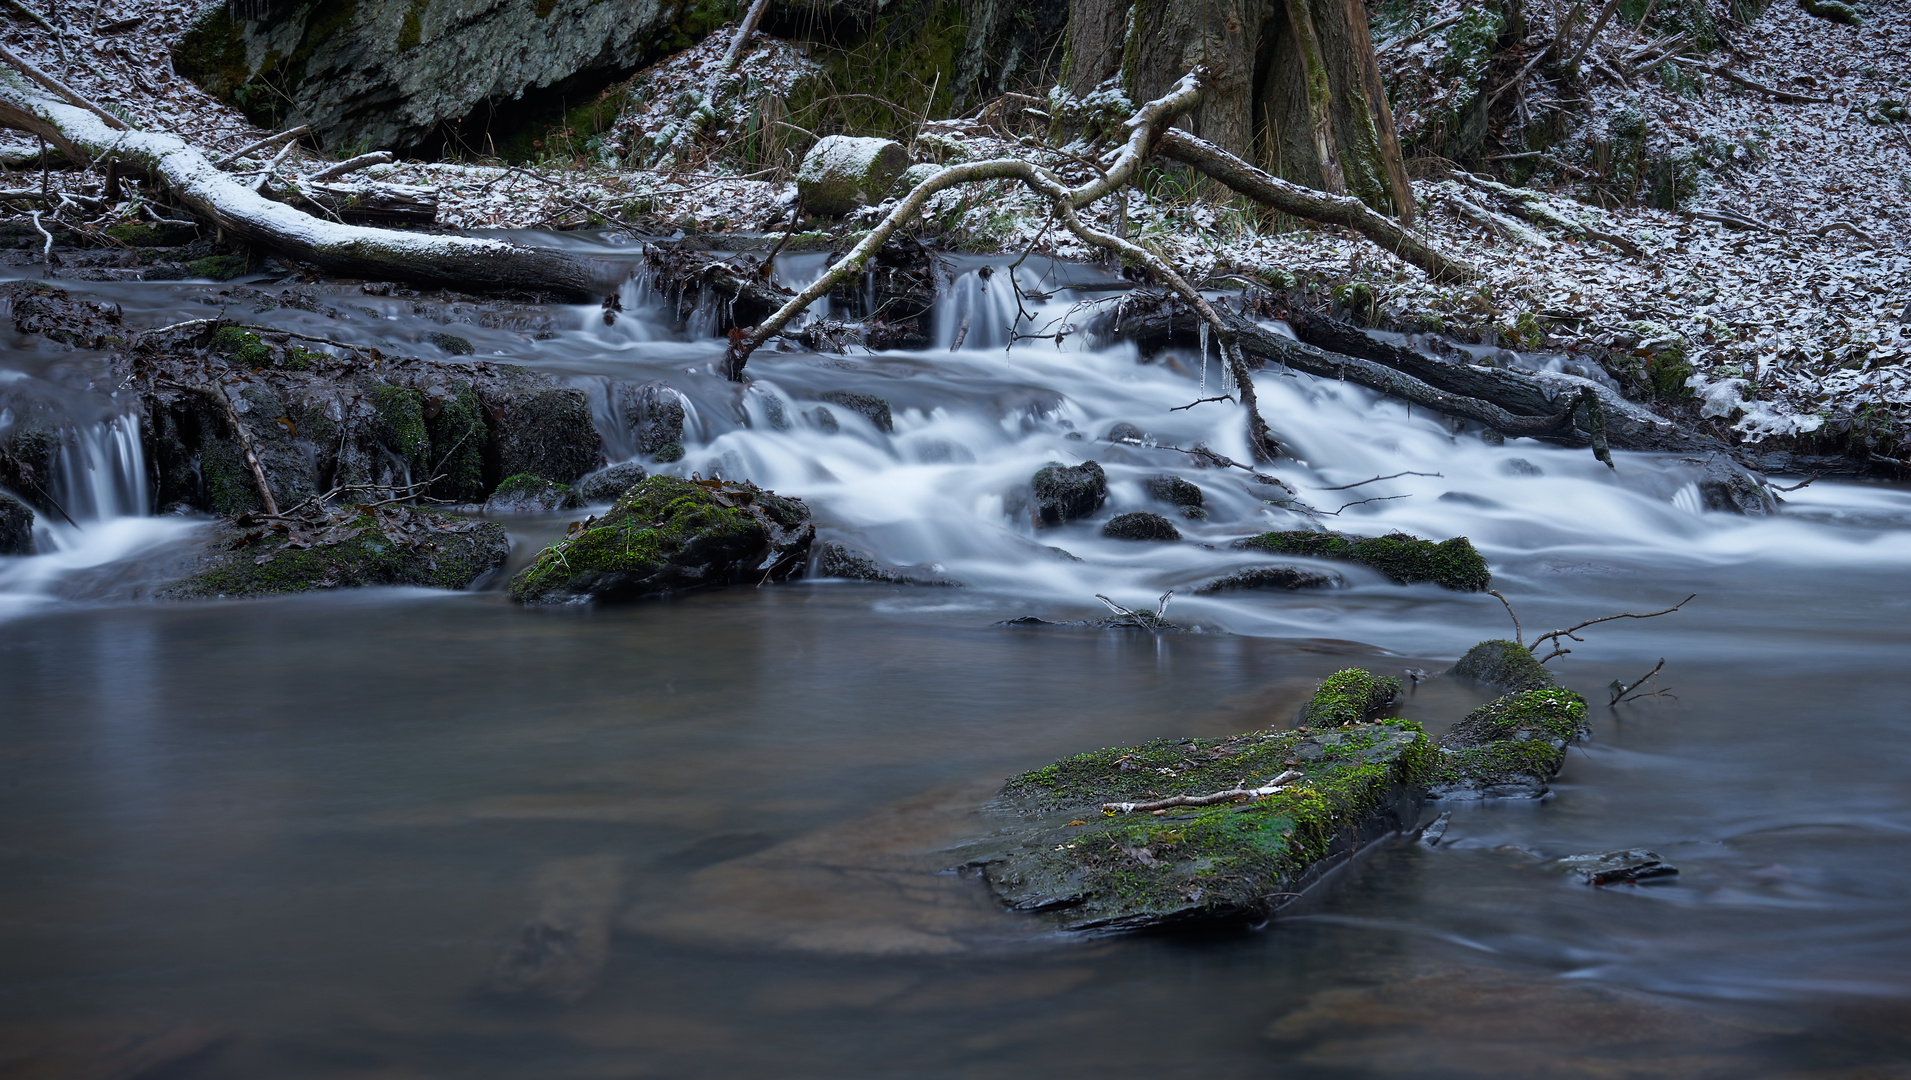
[1553,848,1679,886]
[488,854,625,1003]
[483,473,583,514]
[1448,639,1555,691]
[576,461,649,504]
[817,390,893,433]
[1235,530,1490,591]
[1032,461,1107,525]
[1428,683,1589,800]
[0,491,33,555]
[1145,474,1206,518]
[1193,565,1343,593]
[1102,511,1180,542]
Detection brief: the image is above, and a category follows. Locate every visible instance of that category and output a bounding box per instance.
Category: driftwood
[0,71,617,297]
[291,181,438,226]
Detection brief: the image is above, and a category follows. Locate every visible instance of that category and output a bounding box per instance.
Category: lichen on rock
[1235,530,1490,591]
[507,475,813,604]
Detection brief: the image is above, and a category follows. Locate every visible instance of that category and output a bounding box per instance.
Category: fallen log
[0,71,617,297]
[289,181,438,226]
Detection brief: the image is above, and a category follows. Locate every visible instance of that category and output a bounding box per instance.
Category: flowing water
[3,243,1911,1077]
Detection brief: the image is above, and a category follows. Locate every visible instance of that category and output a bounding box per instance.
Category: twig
[1170,394,1236,411]
[1314,470,1442,491]
[1530,594,1695,662]
[1608,657,1671,704]
[251,137,300,192]
[307,150,393,182]
[1768,474,1818,493]
[1484,48,1552,112]
[1486,589,1524,646]
[1377,12,1463,54]
[213,125,310,169]
[716,0,772,81]
[28,208,51,262]
[1318,494,1410,515]
[1103,771,1303,814]
[158,378,280,515]
[0,42,126,130]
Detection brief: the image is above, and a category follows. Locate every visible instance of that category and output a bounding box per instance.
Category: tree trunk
[1071,0,1413,222]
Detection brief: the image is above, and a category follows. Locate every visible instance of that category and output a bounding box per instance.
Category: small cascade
[52,412,148,523]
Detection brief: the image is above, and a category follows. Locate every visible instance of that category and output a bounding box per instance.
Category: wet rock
[1438,491,1501,509]
[817,390,894,433]
[797,136,910,216]
[483,474,583,515]
[488,854,625,1003]
[1105,422,1150,445]
[161,506,509,599]
[576,461,648,504]
[0,491,32,555]
[1145,474,1206,518]
[1101,512,1180,542]
[1032,460,1107,525]
[1554,848,1679,886]
[616,381,686,461]
[508,475,813,604]
[1448,639,1555,691]
[1296,668,1400,727]
[1500,457,1544,477]
[1193,566,1343,593]
[962,670,1433,932]
[808,406,839,433]
[1428,686,1589,800]
[1694,456,1777,515]
[812,539,960,586]
[488,379,601,485]
[1235,530,1490,591]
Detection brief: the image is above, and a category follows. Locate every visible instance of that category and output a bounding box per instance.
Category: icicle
[1198,319,1209,394]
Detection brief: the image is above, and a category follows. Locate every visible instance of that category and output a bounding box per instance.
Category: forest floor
[2,0,1907,455]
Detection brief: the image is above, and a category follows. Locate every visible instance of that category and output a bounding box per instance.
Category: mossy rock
[1235,530,1490,591]
[1800,0,1860,24]
[1192,566,1343,593]
[1448,639,1555,691]
[162,506,509,599]
[187,254,251,281]
[1145,474,1205,516]
[483,473,582,514]
[104,221,198,247]
[1032,460,1106,525]
[212,327,271,368]
[1101,512,1179,542]
[967,713,1434,933]
[427,331,474,355]
[487,382,601,485]
[797,136,909,217]
[817,390,893,433]
[424,381,489,503]
[507,475,813,604]
[576,461,648,504]
[1296,668,1400,728]
[1429,687,1589,801]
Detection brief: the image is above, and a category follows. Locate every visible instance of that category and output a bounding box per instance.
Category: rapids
[2,243,1910,1076]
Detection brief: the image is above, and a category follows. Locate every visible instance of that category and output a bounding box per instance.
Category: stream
[3,240,1910,1077]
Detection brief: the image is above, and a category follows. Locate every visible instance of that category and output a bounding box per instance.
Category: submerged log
[0,72,617,297]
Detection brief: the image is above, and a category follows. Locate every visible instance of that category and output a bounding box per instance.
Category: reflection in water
[1,259,1910,1076]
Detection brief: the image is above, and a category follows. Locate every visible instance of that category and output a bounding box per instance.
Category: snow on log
[0,72,619,297]
[797,135,909,216]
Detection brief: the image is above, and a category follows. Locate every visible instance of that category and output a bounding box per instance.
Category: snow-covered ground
[3,0,1906,450]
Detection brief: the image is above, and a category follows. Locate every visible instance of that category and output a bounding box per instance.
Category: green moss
[164,510,508,598]
[652,439,685,463]
[1237,530,1490,591]
[426,331,472,355]
[188,254,250,281]
[178,0,357,129]
[425,382,489,502]
[1800,0,1861,26]
[1450,639,1554,691]
[397,0,427,49]
[368,384,429,470]
[212,327,271,368]
[1297,668,1400,727]
[1430,687,1588,797]
[105,221,196,247]
[199,438,261,515]
[282,346,322,371]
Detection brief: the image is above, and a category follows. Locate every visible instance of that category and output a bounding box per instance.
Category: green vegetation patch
[188,254,250,281]
[507,475,812,604]
[983,713,1434,931]
[1429,687,1589,800]
[211,327,271,368]
[163,508,508,598]
[1236,530,1490,591]
[1297,668,1401,727]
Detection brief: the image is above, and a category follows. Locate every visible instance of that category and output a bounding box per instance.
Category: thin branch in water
[1609,658,1674,704]
[1769,474,1818,493]
[1318,494,1410,515]
[1530,594,1696,662]
[1170,394,1236,412]
[1314,470,1443,491]
[1486,588,1523,646]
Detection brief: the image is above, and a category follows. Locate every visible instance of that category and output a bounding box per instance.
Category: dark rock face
[1193,566,1343,592]
[1553,849,1679,886]
[1694,456,1777,515]
[1102,511,1180,541]
[1428,686,1589,800]
[1145,473,1206,518]
[162,506,509,599]
[508,475,813,604]
[576,461,648,504]
[812,539,961,586]
[1105,422,1150,445]
[616,381,686,461]
[172,0,718,154]
[1296,668,1400,727]
[1449,639,1554,691]
[1031,461,1107,525]
[488,380,601,485]
[1235,530,1490,591]
[817,391,894,433]
[0,491,33,555]
[963,670,1433,933]
[484,474,584,515]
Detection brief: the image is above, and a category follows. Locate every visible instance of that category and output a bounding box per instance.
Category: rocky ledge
[163,505,509,599]
[961,668,1432,933]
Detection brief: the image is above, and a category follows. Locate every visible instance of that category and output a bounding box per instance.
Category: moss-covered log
[0,72,617,297]
[1429,686,1589,800]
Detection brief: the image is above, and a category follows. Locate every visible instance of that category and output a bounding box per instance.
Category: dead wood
[308,151,394,182]
[212,125,310,169]
[1103,771,1304,814]
[1532,594,1695,663]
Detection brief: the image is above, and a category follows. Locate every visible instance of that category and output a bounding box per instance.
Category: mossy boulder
[487,381,601,485]
[797,136,909,216]
[1449,639,1554,691]
[1429,687,1589,801]
[162,506,509,599]
[576,461,648,504]
[1102,511,1180,542]
[1800,0,1861,25]
[1032,460,1106,525]
[0,491,33,555]
[1145,474,1206,518]
[1193,566,1343,593]
[1296,668,1400,727]
[483,473,583,515]
[507,475,814,604]
[966,689,1433,932]
[1235,530,1490,591]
